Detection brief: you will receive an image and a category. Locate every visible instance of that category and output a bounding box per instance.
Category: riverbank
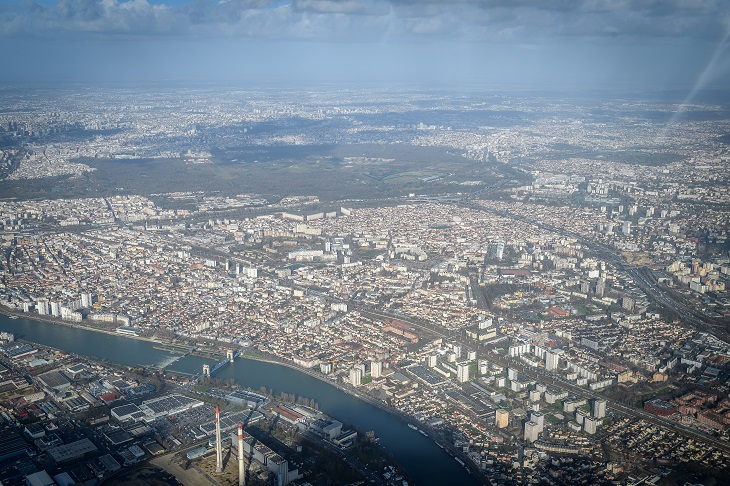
[0,307,229,364]
[0,310,485,483]
[0,305,164,345]
[0,314,481,486]
[0,310,423,432]
[0,311,364,413]
[0,307,395,409]
[235,350,486,482]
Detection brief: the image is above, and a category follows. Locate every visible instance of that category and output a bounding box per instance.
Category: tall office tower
[37,300,49,315]
[524,421,540,443]
[370,361,382,378]
[622,220,631,236]
[592,398,607,419]
[457,362,470,383]
[529,411,544,433]
[349,367,362,386]
[495,409,509,428]
[545,351,560,371]
[584,416,599,434]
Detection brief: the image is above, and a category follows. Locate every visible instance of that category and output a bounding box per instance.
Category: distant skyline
[1,0,729,93]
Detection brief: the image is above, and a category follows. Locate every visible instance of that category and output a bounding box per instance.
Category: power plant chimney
[238,422,245,486]
[215,406,223,473]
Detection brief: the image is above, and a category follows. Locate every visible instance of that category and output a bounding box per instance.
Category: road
[83,184,730,464]
[488,354,730,455]
[628,266,729,341]
[171,189,730,464]
[469,274,490,310]
[342,289,730,456]
[456,200,728,341]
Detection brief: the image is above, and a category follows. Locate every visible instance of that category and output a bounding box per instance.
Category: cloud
[0,0,186,35]
[292,0,389,16]
[0,0,727,42]
[1,0,729,91]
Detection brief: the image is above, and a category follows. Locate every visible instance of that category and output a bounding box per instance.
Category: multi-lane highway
[456,200,728,341]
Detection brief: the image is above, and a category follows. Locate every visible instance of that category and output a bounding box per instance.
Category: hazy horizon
[0,0,728,94]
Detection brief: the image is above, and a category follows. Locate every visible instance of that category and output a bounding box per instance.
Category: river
[0,314,479,485]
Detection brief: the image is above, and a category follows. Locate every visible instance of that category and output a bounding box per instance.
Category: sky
[1,0,729,91]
